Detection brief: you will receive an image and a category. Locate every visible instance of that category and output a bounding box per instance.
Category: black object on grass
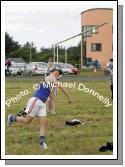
[99,142,113,152]
[65,119,82,126]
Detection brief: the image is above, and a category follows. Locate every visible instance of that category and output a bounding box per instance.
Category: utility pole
[65,47,67,64]
[30,46,31,63]
[53,45,56,62]
[57,45,59,63]
[30,42,33,63]
[81,33,83,68]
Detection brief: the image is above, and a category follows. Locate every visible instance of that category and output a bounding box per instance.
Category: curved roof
[81,8,113,15]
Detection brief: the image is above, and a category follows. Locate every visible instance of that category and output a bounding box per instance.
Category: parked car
[16,65,25,75]
[54,62,78,75]
[5,64,18,76]
[63,63,78,75]
[82,65,95,70]
[24,62,48,76]
[82,60,101,70]
[54,62,72,74]
[12,63,26,75]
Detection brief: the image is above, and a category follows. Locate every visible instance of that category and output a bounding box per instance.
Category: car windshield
[10,64,17,68]
[15,65,25,68]
[54,63,64,68]
[34,63,48,67]
[64,64,73,68]
[10,66,17,68]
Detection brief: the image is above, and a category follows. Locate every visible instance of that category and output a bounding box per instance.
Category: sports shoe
[7,114,16,126]
[7,114,13,126]
[40,142,48,150]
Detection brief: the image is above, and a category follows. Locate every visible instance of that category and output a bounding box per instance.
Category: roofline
[80,8,113,15]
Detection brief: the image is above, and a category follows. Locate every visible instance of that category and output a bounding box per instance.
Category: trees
[22,42,37,62]
[5,32,81,65]
[5,32,20,58]
[5,33,37,62]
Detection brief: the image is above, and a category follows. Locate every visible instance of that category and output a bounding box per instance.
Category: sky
[5,1,114,51]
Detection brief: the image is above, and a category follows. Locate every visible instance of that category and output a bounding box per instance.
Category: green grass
[5,77,113,155]
[79,69,104,77]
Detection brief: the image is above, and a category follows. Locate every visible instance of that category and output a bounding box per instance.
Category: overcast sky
[5,1,114,51]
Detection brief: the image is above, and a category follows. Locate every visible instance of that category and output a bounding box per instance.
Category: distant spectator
[93,60,98,72]
[46,57,55,114]
[5,58,12,75]
[93,60,100,72]
[46,57,55,76]
[46,57,63,114]
[104,58,113,99]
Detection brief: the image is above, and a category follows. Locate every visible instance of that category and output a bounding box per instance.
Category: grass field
[5,74,113,155]
[79,69,104,77]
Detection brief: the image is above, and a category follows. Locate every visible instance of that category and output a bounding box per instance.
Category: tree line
[5,32,81,65]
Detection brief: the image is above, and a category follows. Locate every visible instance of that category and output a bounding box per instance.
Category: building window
[82,25,98,41]
[83,26,87,38]
[91,26,98,34]
[86,26,92,37]
[91,43,102,51]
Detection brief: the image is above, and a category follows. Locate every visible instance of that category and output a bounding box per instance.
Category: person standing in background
[46,57,55,76]
[5,58,12,75]
[46,57,58,114]
[104,58,113,99]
